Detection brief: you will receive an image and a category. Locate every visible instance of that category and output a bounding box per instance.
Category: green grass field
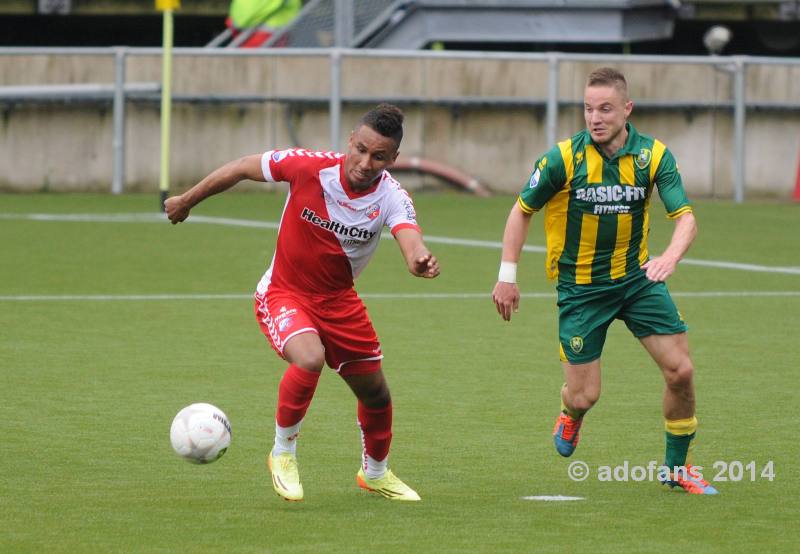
[2,192,798,552]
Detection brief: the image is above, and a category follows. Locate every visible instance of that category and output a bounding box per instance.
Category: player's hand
[411,253,440,278]
[164,195,191,224]
[492,281,520,321]
[642,255,678,282]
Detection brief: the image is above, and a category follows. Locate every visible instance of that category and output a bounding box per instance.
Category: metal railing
[2,47,800,201]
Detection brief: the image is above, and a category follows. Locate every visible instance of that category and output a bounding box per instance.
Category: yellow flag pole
[156,0,179,211]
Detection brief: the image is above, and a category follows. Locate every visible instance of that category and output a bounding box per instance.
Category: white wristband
[498,261,517,283]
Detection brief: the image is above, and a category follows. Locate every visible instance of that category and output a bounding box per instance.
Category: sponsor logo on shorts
[278,317,293,332]
[570,336,584,354]
[274,306,297,334]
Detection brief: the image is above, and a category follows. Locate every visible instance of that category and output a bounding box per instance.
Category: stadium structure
[1,1,799,56]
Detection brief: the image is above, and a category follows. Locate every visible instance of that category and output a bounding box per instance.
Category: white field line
[1,291,799,302]
[2,212,799,275]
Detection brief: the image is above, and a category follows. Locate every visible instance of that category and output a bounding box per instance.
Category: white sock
[364,454,388,480]
[272,420,302,458]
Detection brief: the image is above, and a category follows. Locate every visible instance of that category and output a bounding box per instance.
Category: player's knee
[291,350,325,373]
[352,378,391,408]
[664,358,694,389]
[361,382,391,408]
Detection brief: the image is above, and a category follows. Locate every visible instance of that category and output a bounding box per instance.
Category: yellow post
[156,0,180,211]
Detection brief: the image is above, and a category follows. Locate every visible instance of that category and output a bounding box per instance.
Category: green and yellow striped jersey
[518,123,691,285]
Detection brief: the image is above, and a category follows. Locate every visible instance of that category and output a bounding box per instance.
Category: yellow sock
[665,416,697,436]
[665,416,697,468]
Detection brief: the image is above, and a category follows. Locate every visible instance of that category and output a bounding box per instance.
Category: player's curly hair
[360,103,404,145]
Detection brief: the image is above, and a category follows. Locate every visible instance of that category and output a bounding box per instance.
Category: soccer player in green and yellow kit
[492,67,717,494]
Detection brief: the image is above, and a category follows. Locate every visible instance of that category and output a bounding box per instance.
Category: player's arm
[394,228,440,279]
[492,201,533,321]
[645,145,696,281]
[642,211,696,282]
[164,154,264,224]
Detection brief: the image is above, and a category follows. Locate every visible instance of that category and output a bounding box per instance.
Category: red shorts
[254,286,383,375]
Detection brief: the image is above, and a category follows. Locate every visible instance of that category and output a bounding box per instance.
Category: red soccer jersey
[256,148,421,296]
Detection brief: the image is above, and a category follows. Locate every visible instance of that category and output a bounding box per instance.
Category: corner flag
[156,0,179,210]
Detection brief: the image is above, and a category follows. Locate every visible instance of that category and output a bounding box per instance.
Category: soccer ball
[170,403,231,464]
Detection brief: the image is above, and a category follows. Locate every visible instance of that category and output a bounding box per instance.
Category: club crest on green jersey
[570,336,584,353]
[635,148,652,170]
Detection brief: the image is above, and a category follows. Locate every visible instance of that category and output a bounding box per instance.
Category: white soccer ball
[170,403,231,464]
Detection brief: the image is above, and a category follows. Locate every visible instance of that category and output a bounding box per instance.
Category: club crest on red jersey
[365,204,380,220]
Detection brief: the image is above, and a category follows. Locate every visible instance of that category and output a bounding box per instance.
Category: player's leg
[269,334,325,501]
[553,281,615,457]
[640,333,716,494]
[640,332,696,470]
[340,365,420,501]
[561,357,603,415]
[342,364,392,480]
[640,332,695,421]
[254,291,323,501]
[554,358,601,457]
[322,289,419,500]
[277,332,325,456]
[624,277,717,494]
[343,366,392,474]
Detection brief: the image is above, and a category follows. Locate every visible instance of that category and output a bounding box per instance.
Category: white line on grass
[521,495,585,502]
[1,291,799,302]
[3,212,799,275]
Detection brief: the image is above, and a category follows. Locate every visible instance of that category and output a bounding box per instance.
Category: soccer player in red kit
[165,104,439,502]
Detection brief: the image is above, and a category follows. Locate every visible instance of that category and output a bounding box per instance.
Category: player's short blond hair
[587,67,629,101]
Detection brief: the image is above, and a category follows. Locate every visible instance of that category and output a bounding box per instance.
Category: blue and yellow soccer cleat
[662,464,719,495]
[553,412,583,457]
[356,468,421,501]
[267,452,304,501]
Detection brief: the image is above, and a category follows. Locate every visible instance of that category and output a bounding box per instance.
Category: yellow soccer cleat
[267,452,304,502]
[356,468,421,501]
